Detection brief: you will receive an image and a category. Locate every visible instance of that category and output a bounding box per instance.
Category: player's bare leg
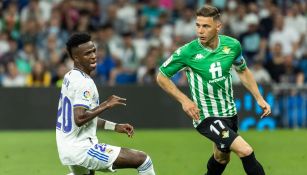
[67,166,95,175]
[205,144,230,175]
[113,148,155,175]
[230,136,265,175]
[213,144,230,164]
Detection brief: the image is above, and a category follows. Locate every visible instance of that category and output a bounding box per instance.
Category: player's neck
[202,36,219,50]
[74,66,90,76]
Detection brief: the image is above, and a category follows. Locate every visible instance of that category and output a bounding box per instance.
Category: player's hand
[257,99,271,118]
[115,123,134,138]
[105,95,126,108]
[182,99,200,120]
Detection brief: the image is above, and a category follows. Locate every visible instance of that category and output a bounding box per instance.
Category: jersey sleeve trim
[159,67,171,77]
[73,104,90,109]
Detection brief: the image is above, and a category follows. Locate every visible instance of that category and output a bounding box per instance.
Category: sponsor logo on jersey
[223,46,231,54]
[83,90,91,99]
[194,54,204,60]
[209,62,222,79]
[208,61,227,83]
[208,76,226,83]
[222,130,229,138]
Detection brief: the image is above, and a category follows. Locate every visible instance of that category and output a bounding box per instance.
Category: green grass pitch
[0,129,306,175]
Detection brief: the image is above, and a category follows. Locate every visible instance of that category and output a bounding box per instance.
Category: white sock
[137,156,155,175]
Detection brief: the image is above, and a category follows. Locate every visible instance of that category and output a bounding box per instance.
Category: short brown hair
[196,5,220,20]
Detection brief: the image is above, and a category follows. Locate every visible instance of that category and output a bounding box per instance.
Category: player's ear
[73,56,79,62]
[70,48,79,61]
[70,50,79,62]
[216,21,222,32]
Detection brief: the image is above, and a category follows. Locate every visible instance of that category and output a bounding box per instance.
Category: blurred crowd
[0,0,306,87]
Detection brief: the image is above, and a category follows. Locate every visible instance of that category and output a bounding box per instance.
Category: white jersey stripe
[187,69,203,126]
[187,69,197,104]
[229,76,237,114]
[207,83,219,116]
[224,77,231,115]
[196,73,210,118]
[218,89,226,115]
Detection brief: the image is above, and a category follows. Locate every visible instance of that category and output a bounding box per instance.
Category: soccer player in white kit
[56,33,155,175]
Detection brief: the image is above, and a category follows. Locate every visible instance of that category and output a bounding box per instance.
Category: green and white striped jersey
[159,35,247,127]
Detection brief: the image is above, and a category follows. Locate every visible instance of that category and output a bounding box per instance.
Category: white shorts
[68,143,121,175]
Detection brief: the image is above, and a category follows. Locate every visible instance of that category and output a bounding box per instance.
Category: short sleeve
[73,81,93,109]
[159,47,186,77]
[232,41,247,72]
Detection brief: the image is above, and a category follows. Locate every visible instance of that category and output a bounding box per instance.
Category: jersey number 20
[56,93,72,132]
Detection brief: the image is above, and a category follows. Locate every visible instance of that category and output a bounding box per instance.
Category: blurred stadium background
[0,0,306,174]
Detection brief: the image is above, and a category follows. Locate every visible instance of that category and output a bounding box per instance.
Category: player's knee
[214,154,230,164]
[89,170,95,175]
[135,151,148,166]
[238,145,253,157]
[215,156,230,164]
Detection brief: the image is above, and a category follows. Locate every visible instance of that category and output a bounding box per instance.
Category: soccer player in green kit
[157,5,271,175]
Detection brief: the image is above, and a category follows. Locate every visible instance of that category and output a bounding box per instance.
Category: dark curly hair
[66,33,91,58]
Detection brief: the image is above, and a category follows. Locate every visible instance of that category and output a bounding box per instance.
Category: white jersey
[56,69,100,165]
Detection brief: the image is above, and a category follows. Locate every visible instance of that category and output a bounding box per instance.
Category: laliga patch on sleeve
[82,90,91,101]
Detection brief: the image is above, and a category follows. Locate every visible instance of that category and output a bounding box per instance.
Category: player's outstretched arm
[115,123,134,137]
[156,72,200,120]
[74,95,126,127]
[236,68,271,118]
[97,119,134,137]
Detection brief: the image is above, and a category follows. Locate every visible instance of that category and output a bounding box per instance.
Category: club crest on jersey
[83,90,91,99]
[106,148,114,153]
[222,130,229,138]
[223,46,230,54]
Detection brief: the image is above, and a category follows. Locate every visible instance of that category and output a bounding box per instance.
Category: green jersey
[159,35,247,127]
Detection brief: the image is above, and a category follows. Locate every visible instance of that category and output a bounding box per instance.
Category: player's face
[196,16,221,45]
[73,41,97,74]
